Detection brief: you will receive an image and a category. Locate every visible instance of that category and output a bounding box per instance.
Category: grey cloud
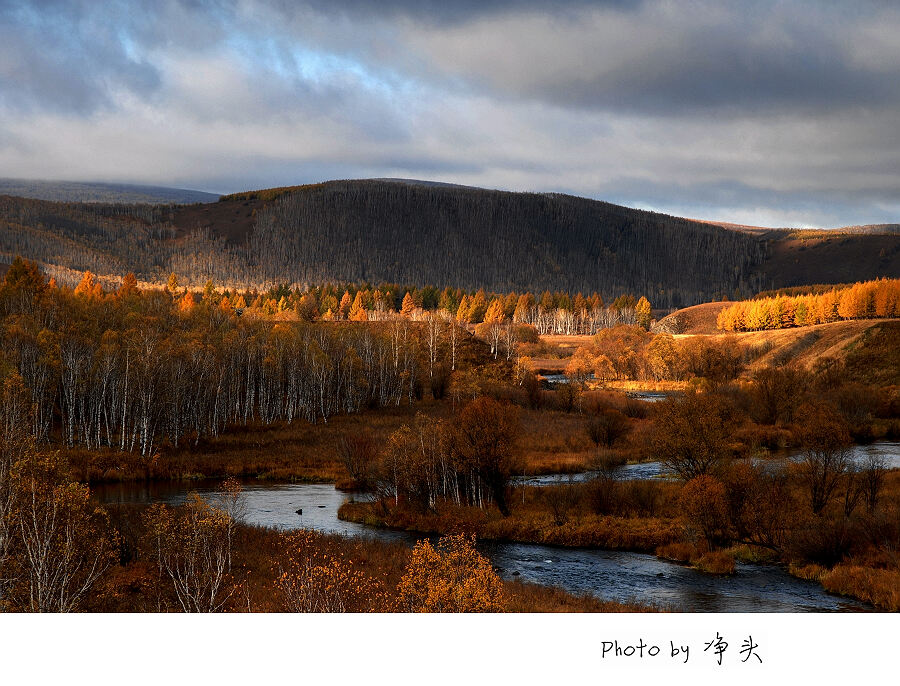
[403,1,900,116]
[588,177,900,228]
[0,1,162,114]
[270,0,644,27]
[0,0,897,228]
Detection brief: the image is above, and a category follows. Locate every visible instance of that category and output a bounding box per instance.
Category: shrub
[397,534,503,612]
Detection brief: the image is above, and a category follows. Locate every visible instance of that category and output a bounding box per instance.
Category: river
[95,479,869,612]
[513,440,900,486]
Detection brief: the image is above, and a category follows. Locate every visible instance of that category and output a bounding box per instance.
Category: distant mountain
[0,179,897,307]
[0,178,220,204]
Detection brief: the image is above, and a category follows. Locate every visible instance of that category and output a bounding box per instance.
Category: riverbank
[338,499,683,553]
[338,484,897,611]
[92,503,654,613]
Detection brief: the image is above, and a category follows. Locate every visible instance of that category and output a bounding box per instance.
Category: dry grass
[820,565,900,611]
[340,495,683,553]
[654,302,736,335]
[516,408,596,474]
[69,404,450,484]
[694,551,736,575]
[503,580,659,612]
[789,562,900,612]
[71,400,638,485]
[656,542,735,575]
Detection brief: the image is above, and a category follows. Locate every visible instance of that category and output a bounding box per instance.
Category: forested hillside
[0,179,219,204]
[1,179,898,307]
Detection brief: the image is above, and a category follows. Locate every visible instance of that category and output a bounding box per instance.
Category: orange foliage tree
[718,278,899,332]
[397,534,503,612]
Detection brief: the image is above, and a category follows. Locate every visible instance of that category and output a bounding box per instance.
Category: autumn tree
[645,333,682,381]
[635,296,652,329]
[400,291,416,318]
[295,293,318,321]
[452,397,519,515]
[74,270,103,299]
[349,291,368,321]
[680,475,731,545]
[467,290,488,324]
[456,294,471,324]
[483,298,505,324]
[720,462,794,552]
[276,531,385,612]
[586,408,630,449]
[217,477,247,572]
[118,272,139,299]
[12,452,115,612]
[649,391,737,480]
[397,534,503,612]
[338,291,352,320]
[751,364,811,425]
[0,257,48,316]
[797,405,852,515]
[337,431,378,490]
[142,494,234,612]
[858,454,887,516]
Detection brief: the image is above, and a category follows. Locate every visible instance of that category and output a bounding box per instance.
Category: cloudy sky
[2,0,899,227]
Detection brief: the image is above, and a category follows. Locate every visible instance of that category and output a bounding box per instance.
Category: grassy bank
[338,495,682,553]
[90,507,653,613]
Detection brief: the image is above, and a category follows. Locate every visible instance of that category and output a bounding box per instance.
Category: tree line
[0,259,431,457]
[717,278,900,331]
[189,277,653,336]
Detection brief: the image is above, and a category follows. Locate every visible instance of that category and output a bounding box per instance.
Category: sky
[1,0,899,228]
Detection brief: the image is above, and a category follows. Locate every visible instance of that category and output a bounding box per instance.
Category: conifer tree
[401,292,416,318]
[635,296,652,329]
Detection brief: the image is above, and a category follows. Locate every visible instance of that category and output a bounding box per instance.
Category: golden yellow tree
[349,291,368,321]
[456,295,470,323]
[338,291,352,320]
[275,531,386,612]
[635,296,652,329]
[397,534,503,612]
[400,292,416,318]
[483,298,505,324]
[74,271,103,299]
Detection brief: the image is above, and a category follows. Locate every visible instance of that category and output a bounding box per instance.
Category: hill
[0,178,219,204]
[0,179,898,306]
[652,302,736,335]
[724,319,900,386]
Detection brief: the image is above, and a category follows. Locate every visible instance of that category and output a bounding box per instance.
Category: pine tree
[468,290,488,324]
